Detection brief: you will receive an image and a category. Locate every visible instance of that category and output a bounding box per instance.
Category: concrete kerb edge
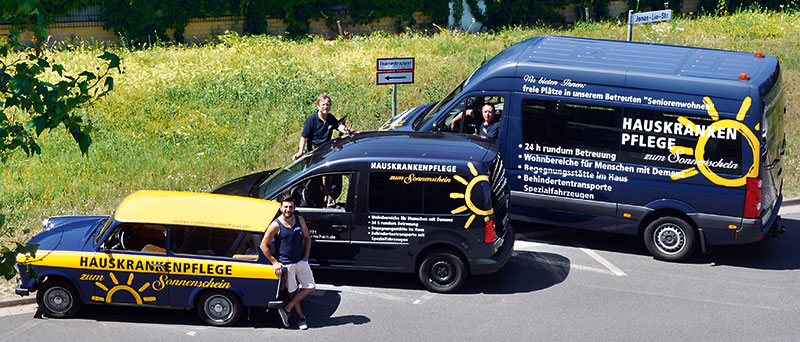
[782,197,800,208]
[0,296,35,309]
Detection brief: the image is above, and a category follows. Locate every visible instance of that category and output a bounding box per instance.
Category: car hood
[212,169,278,197]
[28,216,107,252]
[378,101,437,132]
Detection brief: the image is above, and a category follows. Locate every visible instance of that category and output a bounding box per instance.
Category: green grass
[2,9,800,244]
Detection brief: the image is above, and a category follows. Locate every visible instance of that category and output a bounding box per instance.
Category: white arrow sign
[377,71,414,85]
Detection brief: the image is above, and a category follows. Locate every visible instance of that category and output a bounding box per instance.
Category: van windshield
[256,155,311,198]
[413,79,466,130]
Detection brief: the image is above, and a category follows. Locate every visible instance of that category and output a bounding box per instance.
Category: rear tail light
[484,218,497,243]
[743,177,762,219]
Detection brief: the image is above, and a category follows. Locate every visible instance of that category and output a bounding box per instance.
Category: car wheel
[644,216,697,262]
[36,279,83,318]
[196,290,242,326]
[418,251,467,293]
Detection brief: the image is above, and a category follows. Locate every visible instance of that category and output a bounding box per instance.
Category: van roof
[467,35,778,99]
[309,131,496,166]
[115,190,280,232]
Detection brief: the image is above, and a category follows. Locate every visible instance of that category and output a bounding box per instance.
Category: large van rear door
[758,67,785,218]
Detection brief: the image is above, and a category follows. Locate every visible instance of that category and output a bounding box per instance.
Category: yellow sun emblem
[669,96,760,187]
[449,162,494,228]
[92,272,157,304]
[378,119,405,131]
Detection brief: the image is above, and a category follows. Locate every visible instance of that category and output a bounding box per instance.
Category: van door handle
[331,225,348,232]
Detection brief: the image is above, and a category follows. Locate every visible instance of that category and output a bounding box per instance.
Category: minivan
[215,131,513,292]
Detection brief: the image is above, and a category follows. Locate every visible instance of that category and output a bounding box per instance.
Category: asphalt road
[3,208,800,341]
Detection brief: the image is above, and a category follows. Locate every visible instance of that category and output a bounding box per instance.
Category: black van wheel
[37,279,83,318]
[644,216,697,262]
[418,251,467,293]
[196,290,242,326]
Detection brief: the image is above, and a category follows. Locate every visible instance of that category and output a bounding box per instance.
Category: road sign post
[627,9,672,41]
[377,57,415,116]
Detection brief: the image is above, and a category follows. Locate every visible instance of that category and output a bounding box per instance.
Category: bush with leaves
[1,0,119,280]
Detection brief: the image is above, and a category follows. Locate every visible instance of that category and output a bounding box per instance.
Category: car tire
[196,290,242,326]
[36,278,83,318]
[644,216,697,262]
[418,251,467,293]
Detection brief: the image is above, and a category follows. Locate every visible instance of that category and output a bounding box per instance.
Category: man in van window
[478,103,499,139]
[260,194,315,330]
[293,94,354,161]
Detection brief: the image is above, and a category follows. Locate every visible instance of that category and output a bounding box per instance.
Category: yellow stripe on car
[17,250,279,280]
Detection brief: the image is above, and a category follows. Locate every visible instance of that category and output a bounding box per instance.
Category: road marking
[571,241,627,276]
[514,241,625,276]
[315,284,412,303]
[514,252,620,276]
[186,331,197,336]
[3,311,40,339]
[413,292,436,305]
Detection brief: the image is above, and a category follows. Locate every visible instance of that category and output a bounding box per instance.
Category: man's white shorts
[285,260,316,293]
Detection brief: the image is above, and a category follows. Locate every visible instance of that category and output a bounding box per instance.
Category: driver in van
[478,103,499,139]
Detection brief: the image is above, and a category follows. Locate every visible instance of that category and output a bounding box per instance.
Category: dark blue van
[380,35,786,261]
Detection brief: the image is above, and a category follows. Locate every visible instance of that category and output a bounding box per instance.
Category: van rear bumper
[735,195,783,244]
[469,225,515,275]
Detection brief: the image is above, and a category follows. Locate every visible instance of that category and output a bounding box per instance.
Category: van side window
[286,173,353,209]
[619,109,743,175]
[442,96,505,135]
[521,98,619,160]
[368,171,465,215]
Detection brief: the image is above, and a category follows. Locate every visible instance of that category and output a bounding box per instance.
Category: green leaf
[52,64,65,76]
[78,133,91,155]
[98,51,121,71]
[104,76,114,91]
[36,58,50,68]
[32,115,47,135]
[78,71,96,81]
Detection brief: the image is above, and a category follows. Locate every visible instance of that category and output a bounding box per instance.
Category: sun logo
[92,272,157,304]
[379,119,405,131]
[669,96,760,187]
[449,162,493,228]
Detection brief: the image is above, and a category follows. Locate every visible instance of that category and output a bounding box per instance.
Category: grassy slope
[2,10,799,242]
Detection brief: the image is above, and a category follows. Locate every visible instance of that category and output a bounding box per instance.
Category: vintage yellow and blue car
[15,190,284,326]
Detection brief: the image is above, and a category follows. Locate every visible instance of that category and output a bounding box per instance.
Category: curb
[782,197,800,208]
[0,296,35,309]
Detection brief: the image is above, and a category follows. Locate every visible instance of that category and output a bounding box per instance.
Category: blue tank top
[274,215,304,264]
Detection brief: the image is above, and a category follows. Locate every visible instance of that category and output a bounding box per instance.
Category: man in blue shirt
[478,103,500,139]
[293,94,354,161]
[260,194,315,330]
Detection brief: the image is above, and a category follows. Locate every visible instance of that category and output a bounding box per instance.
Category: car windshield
[413,79,466,130]
[256,155,311,198]
[94,216,113,245]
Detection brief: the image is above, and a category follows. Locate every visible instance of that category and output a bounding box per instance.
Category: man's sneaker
[277,307,290,328]
[298,317,308,330]
[326,198,336,208]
